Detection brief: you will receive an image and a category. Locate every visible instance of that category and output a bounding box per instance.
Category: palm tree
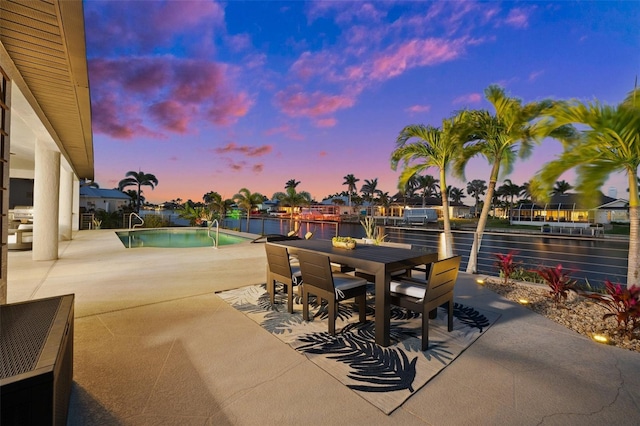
[415,174,440,206]
[360,178,379,213]
[177,203,211,226]
[497,179,523,219]
[454,84,575,273]
[377,191,391,216]
[532,86,640,288]
[118,170,158,212]
[285,179,300,190]
[272,187,312,213]
[203,191,228,221]
[272,184,312,230]
[123,189,141,209]
[448,186,465,203]
[233,188,264,231]
[391,116,463,257]
[342,174,359,208]
[466,179,487,218]
[552,180,573,195]
[520,180,533,203]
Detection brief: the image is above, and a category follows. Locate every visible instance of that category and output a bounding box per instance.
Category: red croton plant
[532,264,576,306]
[494,251,520,286]
[585,280,640,337]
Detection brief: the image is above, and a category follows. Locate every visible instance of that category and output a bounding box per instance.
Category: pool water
[116,228,250,248]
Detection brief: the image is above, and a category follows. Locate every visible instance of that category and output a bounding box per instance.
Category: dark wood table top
[268,239,433,269]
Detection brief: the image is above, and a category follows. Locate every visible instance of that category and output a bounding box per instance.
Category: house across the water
[510,192,629,232]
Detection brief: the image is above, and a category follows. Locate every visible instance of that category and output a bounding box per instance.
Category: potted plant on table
[332,236,357,249]
[360,216,387,245]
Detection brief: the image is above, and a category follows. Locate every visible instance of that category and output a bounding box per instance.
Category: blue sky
[84,0,640,204]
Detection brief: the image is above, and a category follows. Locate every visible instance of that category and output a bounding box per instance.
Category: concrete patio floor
[7,229,640,425]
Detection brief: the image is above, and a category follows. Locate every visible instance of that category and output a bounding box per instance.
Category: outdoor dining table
[266,239,438,347]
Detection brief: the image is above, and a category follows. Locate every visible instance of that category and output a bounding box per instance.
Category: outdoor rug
[218,284,500,414]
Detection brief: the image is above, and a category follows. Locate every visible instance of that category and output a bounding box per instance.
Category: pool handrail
[208,219,219,248]
[129,212,144,229]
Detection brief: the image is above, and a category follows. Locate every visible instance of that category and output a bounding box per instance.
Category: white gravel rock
[482,278,640,353]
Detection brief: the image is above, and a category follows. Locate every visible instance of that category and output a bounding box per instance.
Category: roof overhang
[0,0,93,179]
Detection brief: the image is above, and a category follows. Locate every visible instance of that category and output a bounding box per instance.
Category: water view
[223,217,628,288]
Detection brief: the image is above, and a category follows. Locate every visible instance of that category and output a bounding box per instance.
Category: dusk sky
[84,0,640,205]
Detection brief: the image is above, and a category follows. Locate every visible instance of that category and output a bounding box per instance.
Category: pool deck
[7,229,640,425]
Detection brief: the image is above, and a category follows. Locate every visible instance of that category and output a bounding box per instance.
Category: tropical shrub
[178,204,212,226]
[143,214,169,228]
[94,209,123,229]
[532,264,576,306]
[509,266,545,284]
[494,251,520,285]
[584,280,640,338]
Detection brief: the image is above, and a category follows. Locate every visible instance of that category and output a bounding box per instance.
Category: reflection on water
[227,217,628,288]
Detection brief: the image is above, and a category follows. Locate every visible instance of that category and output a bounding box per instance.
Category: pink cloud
[334,2,386,25]
[85,0,224,55]
[263,125,287,136]
[314,118,337,128]
[275,89,356,119]
[290,51,339,81]
[207,92,253,126]
[151,1,224,33]
[307,1,387,24]
[452,93,482,105]
[91,92,160,140]
[171,61,226,103]
[263,124,305,141]
[252,164,264,173]
[89,57,252,139]
[319,151,328,157]
[483,7,500,23]
[226,33,252,52]
[505,7,533,29]
[405,104,431,114]
[528,70,545,82]
[148,100,192,133]
[214,143,273,157]
[371,38,466,81]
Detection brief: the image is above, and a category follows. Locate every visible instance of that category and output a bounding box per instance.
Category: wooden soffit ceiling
[0,0,94,179]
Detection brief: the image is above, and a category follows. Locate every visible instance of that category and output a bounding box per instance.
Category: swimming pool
[116,228,251,248]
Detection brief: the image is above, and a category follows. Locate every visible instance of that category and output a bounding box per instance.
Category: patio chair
[8,223,33,251]
[265,244,302,313]
[297,250,367,335]
[389,256,461,351]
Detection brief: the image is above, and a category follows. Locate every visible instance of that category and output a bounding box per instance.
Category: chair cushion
[291,265,302,278]
[390,280,426,300]
[333,274,366,299]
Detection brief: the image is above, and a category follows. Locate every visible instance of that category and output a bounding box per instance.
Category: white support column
[33,139,60,260]
[72,176,79,231]
[59,166,73,241]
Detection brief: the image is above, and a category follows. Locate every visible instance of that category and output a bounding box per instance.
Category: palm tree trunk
[440,170,454,258]
[466,161,500,273]
[628,205,639,289]
[627,172,639,289]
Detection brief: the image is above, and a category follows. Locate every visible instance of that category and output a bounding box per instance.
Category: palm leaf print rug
[218,284,500,414]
